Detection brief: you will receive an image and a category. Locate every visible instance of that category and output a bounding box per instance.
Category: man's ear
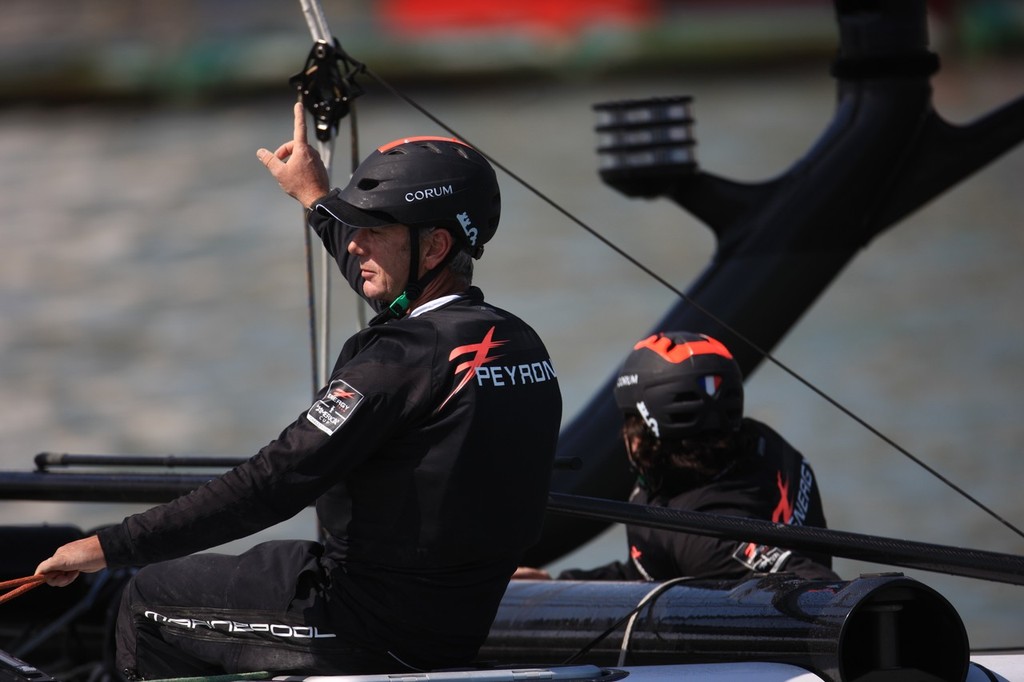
[422,228,455,270]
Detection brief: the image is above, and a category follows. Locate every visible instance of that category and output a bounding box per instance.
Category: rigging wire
[299,89,320,398]
[296,0,333,396]
[348,106,367,330]
[294,0,367,392]
[317,142,333,391]
[351,63,1024,544]
[560,577,695,664]
[616,578,694,666]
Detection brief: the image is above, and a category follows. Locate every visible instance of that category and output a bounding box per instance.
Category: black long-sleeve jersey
[559,418,838,582]
[98,199,563,666]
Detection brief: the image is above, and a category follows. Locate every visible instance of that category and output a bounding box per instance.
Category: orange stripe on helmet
[633,333,734,363]
[377,135,470,153]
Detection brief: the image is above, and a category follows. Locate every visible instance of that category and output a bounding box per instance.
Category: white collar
[409,293,462,318]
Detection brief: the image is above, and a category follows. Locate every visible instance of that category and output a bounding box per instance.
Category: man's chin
[362,286,390,303]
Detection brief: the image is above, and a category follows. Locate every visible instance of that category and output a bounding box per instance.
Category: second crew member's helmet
[316,136,500,259]
[613,331,744,440]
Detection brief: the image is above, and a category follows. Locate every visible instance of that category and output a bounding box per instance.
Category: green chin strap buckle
[387,292,411,318]
[367,291,412,327]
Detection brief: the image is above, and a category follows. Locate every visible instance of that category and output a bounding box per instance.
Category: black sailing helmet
[316,135,500,259]
[613,331,744,440]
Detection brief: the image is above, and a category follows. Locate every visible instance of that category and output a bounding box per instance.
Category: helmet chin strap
[368,226,457,326]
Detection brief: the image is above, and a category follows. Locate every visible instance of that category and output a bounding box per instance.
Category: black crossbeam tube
[2,455,586,502]
[547,492,1024,587]
[33,453,249,471]
[31,453,583,472]
[0,472,215,503]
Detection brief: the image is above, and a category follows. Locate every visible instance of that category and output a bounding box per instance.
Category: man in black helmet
[36,103,563,677]
[516,331,836,582]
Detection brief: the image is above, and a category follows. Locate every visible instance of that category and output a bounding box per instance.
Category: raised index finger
[293,102,308,145]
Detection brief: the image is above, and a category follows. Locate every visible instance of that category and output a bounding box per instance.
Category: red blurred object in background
[379,0,656,38]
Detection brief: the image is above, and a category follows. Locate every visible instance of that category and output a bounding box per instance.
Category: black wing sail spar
[526,0,1024,566]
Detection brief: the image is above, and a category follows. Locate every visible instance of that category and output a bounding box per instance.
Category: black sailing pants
[114,540,397,679]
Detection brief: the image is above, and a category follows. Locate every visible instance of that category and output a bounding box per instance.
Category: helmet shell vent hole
[357,178,380,190]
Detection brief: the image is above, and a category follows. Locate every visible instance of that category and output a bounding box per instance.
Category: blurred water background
[1,0,1023,649]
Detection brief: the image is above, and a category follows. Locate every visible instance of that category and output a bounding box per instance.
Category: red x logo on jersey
[438,326,507,411]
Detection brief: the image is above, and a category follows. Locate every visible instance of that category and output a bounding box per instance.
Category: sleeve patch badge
[306,379,365,436]
[732,541,793,573]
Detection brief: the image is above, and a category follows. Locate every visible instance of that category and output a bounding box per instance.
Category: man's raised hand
[257,102,331,208]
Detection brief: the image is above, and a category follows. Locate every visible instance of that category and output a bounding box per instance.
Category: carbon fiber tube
[480,574,969,682]
[547,493,1024,586]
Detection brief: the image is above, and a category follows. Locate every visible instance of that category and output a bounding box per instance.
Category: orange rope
[0,575,45,604]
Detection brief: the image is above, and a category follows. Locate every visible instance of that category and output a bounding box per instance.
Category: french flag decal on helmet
[613,331,745,438]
